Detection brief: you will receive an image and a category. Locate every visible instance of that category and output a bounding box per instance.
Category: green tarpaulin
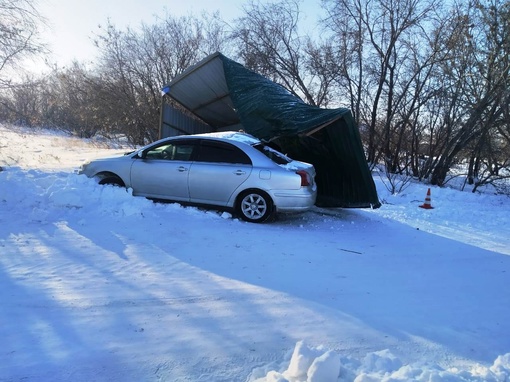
[162,52,380,208]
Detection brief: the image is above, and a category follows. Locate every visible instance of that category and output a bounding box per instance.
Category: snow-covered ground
[1,124,509,382]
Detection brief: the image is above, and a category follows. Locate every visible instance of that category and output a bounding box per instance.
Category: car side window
[144,142,195,161]
[196,141,252,165]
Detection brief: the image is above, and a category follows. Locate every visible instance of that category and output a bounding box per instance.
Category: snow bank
[249,342,510,382]
[0,165,229,226]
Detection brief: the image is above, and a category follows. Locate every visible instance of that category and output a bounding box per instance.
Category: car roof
[186,131,261,146]
[139,132,262,153]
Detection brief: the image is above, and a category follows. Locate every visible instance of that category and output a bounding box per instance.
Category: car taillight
[296,170,311,186]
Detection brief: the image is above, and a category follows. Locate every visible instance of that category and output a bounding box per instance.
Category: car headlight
[76,161,90,174]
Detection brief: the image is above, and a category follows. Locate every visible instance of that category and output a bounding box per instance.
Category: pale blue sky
[35,0,323,70]
[37,0,243,67]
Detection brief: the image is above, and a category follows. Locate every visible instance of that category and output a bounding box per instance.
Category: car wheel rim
[241,194,267,220]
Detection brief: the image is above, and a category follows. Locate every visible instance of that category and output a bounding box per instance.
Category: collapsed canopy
[162,52,380,208]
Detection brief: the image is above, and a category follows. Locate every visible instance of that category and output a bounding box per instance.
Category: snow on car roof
[194,131,261,145]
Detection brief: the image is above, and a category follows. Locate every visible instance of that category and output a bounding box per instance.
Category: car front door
[188,140,252,206]
[130,140,196,201]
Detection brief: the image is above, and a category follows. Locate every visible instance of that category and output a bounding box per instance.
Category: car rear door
[188,140,252,205]
[130,140,196,201]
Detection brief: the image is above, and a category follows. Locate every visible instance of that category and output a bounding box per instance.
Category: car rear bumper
[271,190,317,213]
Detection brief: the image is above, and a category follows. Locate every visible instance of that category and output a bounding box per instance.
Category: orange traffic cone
[419,188,434,209]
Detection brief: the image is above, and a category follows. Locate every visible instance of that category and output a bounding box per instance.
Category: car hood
[92,151,138,161]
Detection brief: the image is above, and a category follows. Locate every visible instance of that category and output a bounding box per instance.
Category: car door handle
[177,166,188,172]
[234,170,246,176]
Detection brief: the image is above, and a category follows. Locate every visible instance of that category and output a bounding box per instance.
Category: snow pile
[250,342,510,382]
[1,169,134,218]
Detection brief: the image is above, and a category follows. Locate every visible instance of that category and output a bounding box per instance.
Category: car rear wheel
[236,190,274,223]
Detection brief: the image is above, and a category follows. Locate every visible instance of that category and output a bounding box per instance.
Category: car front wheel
[236,190,274,223]
[98,175,125,187]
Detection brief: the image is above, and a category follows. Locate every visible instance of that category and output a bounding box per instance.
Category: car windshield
[253,143,292,165]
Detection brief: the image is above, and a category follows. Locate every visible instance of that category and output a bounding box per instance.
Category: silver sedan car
[79,131,317,223]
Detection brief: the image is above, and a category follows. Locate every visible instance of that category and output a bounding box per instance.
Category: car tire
[236,190,274,223]
[98,176,125,187]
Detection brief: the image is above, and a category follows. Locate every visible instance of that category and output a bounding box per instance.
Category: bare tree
[426,0,510,187]
[322,0,444,168]
[0,63,105,136]
[0,0,45,89]
[93,12,228,144]
[0,74,41,125]
[232,0,336,107]
[1,11,229,142]
[320,0,367,126]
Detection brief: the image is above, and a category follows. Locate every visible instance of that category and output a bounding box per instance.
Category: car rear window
[253,143,292,165]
